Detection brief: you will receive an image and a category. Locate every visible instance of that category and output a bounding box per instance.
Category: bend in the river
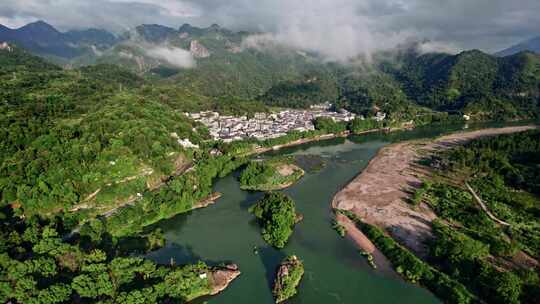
[147,121,536,304]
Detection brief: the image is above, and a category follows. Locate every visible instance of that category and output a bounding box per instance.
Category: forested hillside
[0,45,250,304]
[0,46,207,222]
[385,49,540,120]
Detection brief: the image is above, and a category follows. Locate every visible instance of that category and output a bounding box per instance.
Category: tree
[313,117,346,134]
[249,192,297,248]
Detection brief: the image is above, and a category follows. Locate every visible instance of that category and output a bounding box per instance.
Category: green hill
[387,49,540,120]
[0,47,205,220]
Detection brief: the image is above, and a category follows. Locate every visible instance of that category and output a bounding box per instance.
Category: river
[146,121,532,304]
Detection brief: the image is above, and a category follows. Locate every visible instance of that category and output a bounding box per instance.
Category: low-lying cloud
[146,46,196,68]
[416,41,460,55]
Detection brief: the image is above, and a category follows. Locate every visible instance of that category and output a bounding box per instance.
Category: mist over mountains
[1,19,539,123]
[0,20,118,59]
[1,20,539,68]
[496,36,540,57]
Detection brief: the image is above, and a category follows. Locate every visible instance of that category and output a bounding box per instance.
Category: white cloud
[110,0,200,18]
[1,0,539,54]
[416,41,460,55]
[239,1,415,62]
[146,46,196,68]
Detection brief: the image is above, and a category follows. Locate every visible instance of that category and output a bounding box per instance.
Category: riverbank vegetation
[272,255,304,303]
[239,157,304,191]
[332,219,346,237]
[334,130,540,304]
[0,206,227,303]
[102,153,248,236]
[410,130,540,303]
[338,210,477,304]
[249,192,299,248]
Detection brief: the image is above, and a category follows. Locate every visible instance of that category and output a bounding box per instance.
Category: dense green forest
[384,50,540,120]
[0,206,223,303]
[411,130,540,303]
[249,192,299,248]
[0,47,252,303]
[0,47,207,219]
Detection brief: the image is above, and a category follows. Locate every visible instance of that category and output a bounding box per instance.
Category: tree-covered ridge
[412,130,540,303]
[249,192,299,248]
[0,207,224,304]
[386,49,540,120]
[259,71,339,108]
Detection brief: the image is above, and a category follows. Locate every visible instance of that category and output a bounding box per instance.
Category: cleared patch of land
[332,125,538,256]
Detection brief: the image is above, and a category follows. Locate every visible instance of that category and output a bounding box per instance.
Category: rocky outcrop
[273,256,304,303]
[190,40,210,58]
[193,192,222,209]
[0,42,12,51]
[209,264,241,295]
[225,41,242,53]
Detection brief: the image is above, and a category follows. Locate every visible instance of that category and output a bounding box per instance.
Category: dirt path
[332,125,537,257]
[465,182,511,226]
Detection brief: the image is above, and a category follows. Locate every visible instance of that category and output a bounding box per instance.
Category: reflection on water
[146,122,535,304]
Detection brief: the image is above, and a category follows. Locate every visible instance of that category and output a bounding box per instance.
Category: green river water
[147,122,530,304]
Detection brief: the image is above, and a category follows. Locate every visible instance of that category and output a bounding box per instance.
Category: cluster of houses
[186,104,358,142]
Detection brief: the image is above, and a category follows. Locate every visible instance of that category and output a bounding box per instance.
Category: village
[186,103,360,142]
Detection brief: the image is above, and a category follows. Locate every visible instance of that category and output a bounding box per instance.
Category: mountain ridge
[496,36,540,57]
[0,20,118,59]
[1,20,539,122]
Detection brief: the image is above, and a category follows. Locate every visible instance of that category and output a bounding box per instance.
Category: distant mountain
[1,20,539,122]
[135,24,177,43]
[94,23,331,100]
[0,20,118,59]
[496,36,540,57]
[64,28,118,46]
